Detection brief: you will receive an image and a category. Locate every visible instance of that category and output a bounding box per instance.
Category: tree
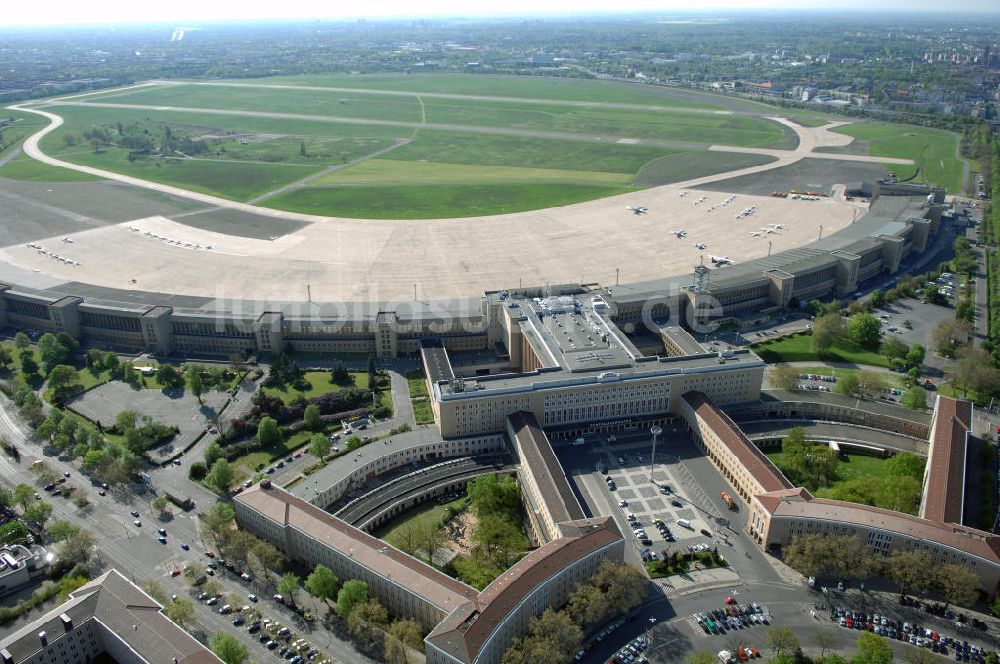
[386,620,424,663]
[855,370,886,398]
[346,599,389,642]
[142,580,168,604]
[811,313,845,354]
[934,563,979,610]
[211,633,248,664]
[14,332,30,350]
[815,628,837,659]
[770,364,801,390]
[422,521,447,563]
[187,366,204,403]
[900,386,927,410]
[277,572,301,606]
[847,312,882,350]
[331,362,352,386]
[25,500,52,525]
[204,441,224,467]
[59,575,89,600]
[0,487,11,511]
[887,550,935,597]
[905,344,925,369]
[933,320,972,358]
[38,332,75,373]
[304,404,322,431]
[0,346,12,371]
[155,364,185,389]
[72,489,89,509]
[205,458,234,492]
[766,626,799,658]
[189,461,208,481]
[152,496,170,514]
[956,298,975,323]
[48,519,80,541]
[472,514,525,568]
[258,417,281,446]
[60,529,95,565]
[880,337,908,362]
[367,353,377,387]
[13,483,34,513]
[835,372,860,396]
[336,579,368,618]
[468,474,521,518]
[161,596,195,628]
[309,434,331,461]
[304,564,339,601]
[502,608,582,664]
[47,364,81,399]
[852,632,893,664]
[395,521,421,556]
[201,502,236,549]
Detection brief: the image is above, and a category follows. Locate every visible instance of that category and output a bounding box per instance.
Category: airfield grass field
[831,121,963,193]
[24,74,802,217]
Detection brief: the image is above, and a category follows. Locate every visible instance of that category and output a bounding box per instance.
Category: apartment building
[0,569,222,664]
[681,391,1000,592]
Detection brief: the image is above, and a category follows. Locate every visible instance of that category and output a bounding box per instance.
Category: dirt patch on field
[445,509,479,555]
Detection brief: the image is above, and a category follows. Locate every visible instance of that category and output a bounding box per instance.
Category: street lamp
[649,426,662,483]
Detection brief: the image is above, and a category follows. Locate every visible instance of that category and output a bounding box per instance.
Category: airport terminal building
[0,184,944,365]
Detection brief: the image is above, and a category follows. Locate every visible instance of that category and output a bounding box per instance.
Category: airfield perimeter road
[3,92,917,303]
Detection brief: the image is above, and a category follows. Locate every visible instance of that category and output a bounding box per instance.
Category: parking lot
[67,381,228,461]
[559,433,737,567]
[870,295,959,374]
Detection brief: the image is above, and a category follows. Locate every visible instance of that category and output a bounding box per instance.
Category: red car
[293,452,303,458]
[205,551,215,558]
[170,569,181,577]
[725,596,736,604]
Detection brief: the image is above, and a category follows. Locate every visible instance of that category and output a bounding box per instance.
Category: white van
[573,437,586,446]
[677,518,692,529]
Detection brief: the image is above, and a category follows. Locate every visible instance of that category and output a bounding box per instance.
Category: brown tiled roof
[425,517,622,663]
[0,570,223,664]
[235,484,477,613]
[762,494,1000,565]
[920,396,972,524]
[508,411,586,525]
[683,391,794,493]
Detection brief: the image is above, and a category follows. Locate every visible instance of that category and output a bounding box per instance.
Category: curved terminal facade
[0,184,943,364]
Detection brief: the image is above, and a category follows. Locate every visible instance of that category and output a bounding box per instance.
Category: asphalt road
[0,394,371,664]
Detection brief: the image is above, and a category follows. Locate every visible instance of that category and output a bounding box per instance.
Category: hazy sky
[6,0,1000,27]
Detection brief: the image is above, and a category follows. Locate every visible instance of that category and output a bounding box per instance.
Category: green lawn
[384,130,682,174]
[752,333,891,368]
[0,152,103,182]
[406,370,428,399]
[633,150,777,187]
[412,399,434,425]
[31,74,793,217]
[375,493,470,549]
[831,122,964,193]
[77,368,111,391]
[767,450,894,483]
[311,158,631,188]
[263,371,371,405]
[0,111,50,159]
[210,73,728,109]
[265,181,632,219]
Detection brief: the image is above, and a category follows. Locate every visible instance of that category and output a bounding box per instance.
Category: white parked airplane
[672,229,687,238]
[693,242,707,250]
[62,237,73,243]
[710,256,733,265]
[626,205,648,214]
[749,231,761,237]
